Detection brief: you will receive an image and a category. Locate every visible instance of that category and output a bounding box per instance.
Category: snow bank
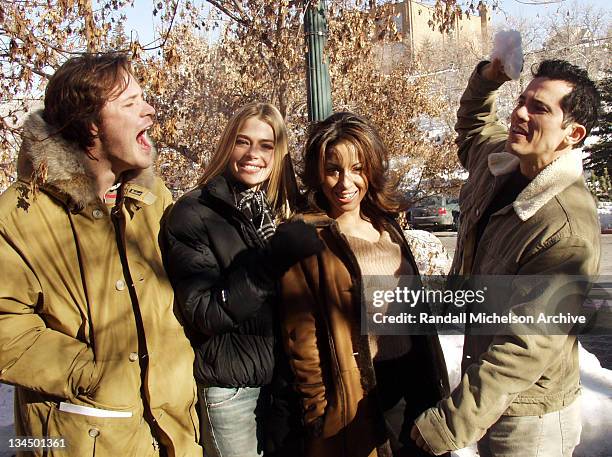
[404,229,453,276]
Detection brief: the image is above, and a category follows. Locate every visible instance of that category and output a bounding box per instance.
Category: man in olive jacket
[411,59,601,456]
[0,54,201,456]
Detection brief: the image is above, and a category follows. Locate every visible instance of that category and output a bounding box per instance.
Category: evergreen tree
[585,73,611,178]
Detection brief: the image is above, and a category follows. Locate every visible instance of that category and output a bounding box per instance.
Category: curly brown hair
[302,111,401,226]
[42,52,132,151]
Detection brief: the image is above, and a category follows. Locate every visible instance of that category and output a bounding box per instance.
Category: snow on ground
[0,383,14,457]
[575,346,612,456]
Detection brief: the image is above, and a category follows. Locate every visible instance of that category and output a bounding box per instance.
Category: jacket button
[92,209,104,219]
[88,428,100,438]
[129,352,139,362]
[115,279,126,291]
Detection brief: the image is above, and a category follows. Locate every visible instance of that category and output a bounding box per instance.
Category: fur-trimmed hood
[487,149,584,221]
[18,110,157,212]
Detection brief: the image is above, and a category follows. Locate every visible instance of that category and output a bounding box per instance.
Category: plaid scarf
[235,188,276,241]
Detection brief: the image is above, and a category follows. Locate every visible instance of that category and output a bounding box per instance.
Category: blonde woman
[163,103,322,457]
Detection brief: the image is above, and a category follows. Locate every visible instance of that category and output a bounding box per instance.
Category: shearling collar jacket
[0,111,201,456]
[487,149,584,221]
[447,67,599,278]
[280,213,449,457]
[414,63,601,456]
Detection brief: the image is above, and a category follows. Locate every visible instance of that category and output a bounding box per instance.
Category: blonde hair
[198,103,292,217]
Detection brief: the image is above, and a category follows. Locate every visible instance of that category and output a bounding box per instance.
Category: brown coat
[0,111,201,456]
[280,214,449,457]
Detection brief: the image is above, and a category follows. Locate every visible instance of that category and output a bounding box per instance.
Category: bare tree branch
[204,0,251,26]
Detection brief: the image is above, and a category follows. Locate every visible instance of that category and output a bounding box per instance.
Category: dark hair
[532,59,600,147]
[42,52,132,150]
[302,111,401,225]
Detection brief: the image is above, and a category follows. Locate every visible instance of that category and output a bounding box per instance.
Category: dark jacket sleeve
[162,196,273,336]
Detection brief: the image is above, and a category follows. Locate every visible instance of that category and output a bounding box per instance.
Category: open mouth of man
[510,126,529,138]
[136,129,152,151]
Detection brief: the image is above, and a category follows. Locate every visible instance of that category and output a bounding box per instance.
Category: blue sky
[492,0,610,22]
[122,0,611,47]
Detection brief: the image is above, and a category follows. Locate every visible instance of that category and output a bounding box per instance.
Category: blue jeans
[477,398,582,457]
[198,385,264,457]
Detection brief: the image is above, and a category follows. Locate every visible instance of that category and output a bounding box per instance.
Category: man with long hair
[0,53,201,456]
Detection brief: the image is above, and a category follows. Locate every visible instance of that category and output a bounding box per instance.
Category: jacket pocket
[45,401,151,457]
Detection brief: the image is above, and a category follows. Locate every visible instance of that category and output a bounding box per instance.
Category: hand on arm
[164,200,323,334]
[256,220,324,283]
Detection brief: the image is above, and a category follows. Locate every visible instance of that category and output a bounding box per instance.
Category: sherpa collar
[487,149,583,221]
[17,110,157,212]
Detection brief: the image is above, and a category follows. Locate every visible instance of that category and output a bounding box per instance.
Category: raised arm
[455,59,511,172]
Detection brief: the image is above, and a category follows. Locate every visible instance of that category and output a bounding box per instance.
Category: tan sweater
[345,230,413,361]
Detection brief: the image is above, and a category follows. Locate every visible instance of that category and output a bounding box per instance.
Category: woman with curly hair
[279,112,449,457]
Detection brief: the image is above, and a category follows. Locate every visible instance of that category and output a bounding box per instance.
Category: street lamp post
[304,0,333,122]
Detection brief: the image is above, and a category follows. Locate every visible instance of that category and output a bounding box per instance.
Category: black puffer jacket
[163,175,277,387]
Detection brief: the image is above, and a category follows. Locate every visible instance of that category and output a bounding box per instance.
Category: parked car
[406,195,459,231]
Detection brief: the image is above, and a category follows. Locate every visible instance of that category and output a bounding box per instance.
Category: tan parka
[414,63,601,455]
[0,111,201,456]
